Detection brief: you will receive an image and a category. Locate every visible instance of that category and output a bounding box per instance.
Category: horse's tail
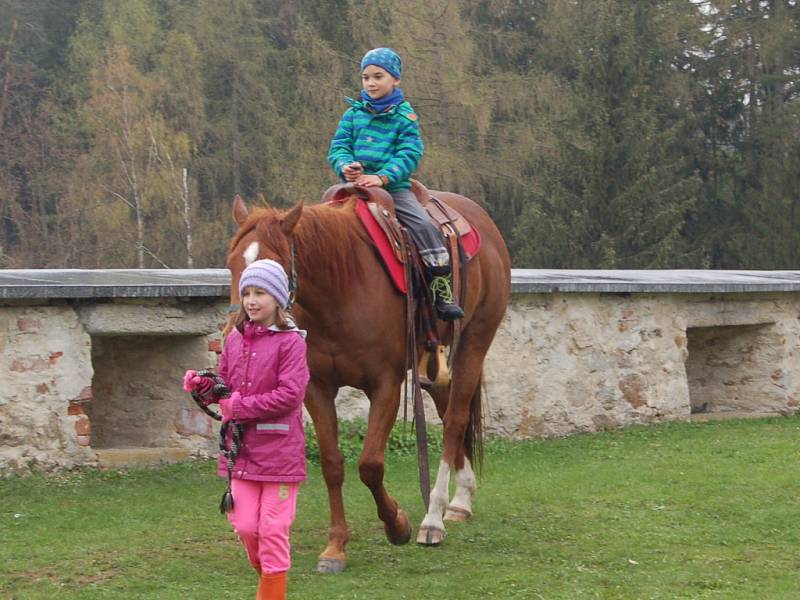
[464,371,485,474]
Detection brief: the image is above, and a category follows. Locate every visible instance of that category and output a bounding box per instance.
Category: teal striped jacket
[327,97,424,192]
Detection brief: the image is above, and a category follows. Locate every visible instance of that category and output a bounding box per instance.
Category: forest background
[1,0,798,270]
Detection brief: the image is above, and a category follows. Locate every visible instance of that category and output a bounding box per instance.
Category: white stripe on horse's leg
[445,458,475,521]
[418,460,450,541]
[243,241,260,265]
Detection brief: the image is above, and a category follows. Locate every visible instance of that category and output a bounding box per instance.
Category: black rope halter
[187,370,244,514]
[189,370,230,421]
[286,237,298,309]
[218,418,245,514]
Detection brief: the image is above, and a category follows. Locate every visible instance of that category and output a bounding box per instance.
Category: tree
[512,0,703,268]
[687,0,800,267]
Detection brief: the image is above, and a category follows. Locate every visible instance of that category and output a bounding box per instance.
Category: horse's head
[223,194,303,336]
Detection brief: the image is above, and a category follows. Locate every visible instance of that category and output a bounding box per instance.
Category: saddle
[321,180,481,294]
[322,180,481,391]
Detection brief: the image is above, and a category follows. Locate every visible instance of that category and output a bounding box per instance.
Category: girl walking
[184,259,310,600]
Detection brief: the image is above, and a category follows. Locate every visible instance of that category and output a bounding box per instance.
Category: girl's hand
[183,370,199,392]
[355,174,384,187]
[342,162,363,182]
[183,369,212,391]
[220,391,240,424]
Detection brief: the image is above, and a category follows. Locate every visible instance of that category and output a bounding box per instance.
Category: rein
[402,230,431,512]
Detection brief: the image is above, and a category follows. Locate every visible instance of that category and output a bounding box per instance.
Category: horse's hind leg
[427,385,476,522]
[418,331,490,545]
[305,380,349,573]
[359,376,411,546]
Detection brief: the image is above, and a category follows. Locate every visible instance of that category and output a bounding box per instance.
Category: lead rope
[219,420,245,514]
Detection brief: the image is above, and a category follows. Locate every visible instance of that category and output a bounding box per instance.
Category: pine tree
[512,0,703,268]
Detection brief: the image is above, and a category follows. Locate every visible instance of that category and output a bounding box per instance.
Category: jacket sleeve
[376,116,424,184]
[327,109,356,177]
[231,334,310,421]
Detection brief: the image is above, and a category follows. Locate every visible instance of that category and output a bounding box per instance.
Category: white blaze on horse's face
[243,241,260,266]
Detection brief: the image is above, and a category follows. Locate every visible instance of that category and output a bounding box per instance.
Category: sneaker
[430,275,464,321]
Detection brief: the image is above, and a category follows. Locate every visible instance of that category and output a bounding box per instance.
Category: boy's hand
[342,162,363,181]
[355,174,384,187]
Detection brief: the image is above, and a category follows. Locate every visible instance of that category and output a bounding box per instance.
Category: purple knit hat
[238,259,290,309]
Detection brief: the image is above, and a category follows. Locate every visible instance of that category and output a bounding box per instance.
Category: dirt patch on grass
[12,559,120,587]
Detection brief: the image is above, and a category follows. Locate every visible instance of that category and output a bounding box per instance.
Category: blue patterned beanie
[360,47,402,79]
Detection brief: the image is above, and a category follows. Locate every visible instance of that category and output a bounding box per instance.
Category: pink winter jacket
[217,320,310,483]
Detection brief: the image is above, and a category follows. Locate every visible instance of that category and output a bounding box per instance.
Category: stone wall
[1,298,227,473]
[3,271,800,474]
[1,304,95,471]
[330,292,800,438]
[482,292,799,437]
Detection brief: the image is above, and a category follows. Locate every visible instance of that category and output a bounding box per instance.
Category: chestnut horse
[225,185,510,572]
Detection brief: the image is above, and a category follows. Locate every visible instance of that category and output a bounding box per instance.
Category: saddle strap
[426,196,472,238]
[444,223,463,365]
[367,202,406,263]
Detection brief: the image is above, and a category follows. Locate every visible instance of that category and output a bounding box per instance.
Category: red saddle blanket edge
[353,200,408,293]
[350,199,482,295]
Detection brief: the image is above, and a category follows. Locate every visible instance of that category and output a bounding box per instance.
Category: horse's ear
[281,200,304,235]
[232,194,249,226]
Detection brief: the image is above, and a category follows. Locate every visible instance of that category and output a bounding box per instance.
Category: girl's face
[361,65,399,100]
[242,286,279,326]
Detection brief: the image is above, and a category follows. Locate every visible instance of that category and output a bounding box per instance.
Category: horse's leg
[305,380,349,573]
[426,385,475,522]
[417,332,489,545]
[359,377,412,546]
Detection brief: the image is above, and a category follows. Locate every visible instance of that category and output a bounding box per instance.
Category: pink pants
[227,479,299,574]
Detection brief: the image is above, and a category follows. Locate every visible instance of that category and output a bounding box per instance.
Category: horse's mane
[230,198,369,290]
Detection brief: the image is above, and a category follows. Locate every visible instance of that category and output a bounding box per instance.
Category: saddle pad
[459,226,481,261]
[354,199,408,294]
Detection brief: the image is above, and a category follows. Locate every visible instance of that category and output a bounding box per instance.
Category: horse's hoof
[416,526,445,545]
[385,508,412,545]
[317,557,346,574]
[444,505,472,522]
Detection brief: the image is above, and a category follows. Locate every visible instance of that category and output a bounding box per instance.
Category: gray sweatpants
[391,189,450,269]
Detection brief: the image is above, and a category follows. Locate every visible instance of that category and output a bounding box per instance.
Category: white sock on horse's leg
[446,458,475,518]
[420,460,450,532]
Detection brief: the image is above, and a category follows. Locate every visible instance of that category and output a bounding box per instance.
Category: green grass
[3,417,800,599]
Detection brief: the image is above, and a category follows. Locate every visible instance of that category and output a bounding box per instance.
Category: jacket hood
[243,319,308,339]
[268,321,307,340]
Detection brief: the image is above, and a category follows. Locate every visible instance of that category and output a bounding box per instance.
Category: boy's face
[361,65,399,100]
